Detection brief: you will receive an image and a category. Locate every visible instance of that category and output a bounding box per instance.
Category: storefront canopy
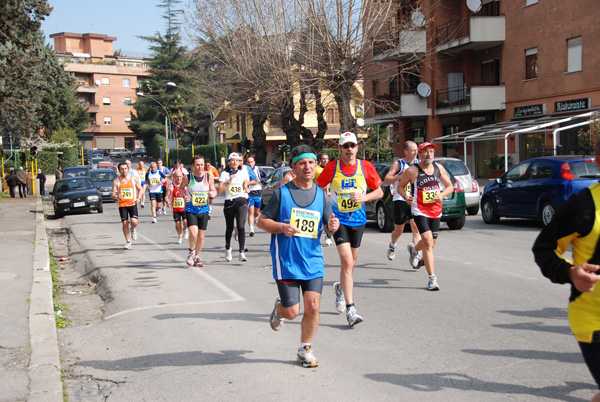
[432,110,600,174]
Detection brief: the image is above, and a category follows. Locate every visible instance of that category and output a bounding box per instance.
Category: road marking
[104,232,245,320]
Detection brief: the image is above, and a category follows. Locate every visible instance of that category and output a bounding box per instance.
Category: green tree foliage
[49,128,78,145]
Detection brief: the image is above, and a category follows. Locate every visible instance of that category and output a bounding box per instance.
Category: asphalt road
[50,196,598,402]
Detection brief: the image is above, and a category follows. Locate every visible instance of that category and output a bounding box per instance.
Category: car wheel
[466,204,479,216]
[54,206,64,218]
[540,201,556,226]
[97,204,103,213]
[481,198,500,224]
[376,202,394,232]
[446,215,466,230]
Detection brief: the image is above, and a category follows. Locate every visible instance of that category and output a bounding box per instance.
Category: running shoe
[239,251,247,262]
[428,276,440,291]
[249,226,254,237]
[333,282,345,313]
[297,345,318,368]
[177,235,183,245]
[183,229,189,240]
[124,241,132,250]
[194,256,204,267]
[141,202,145,208]
[152,217,157,224]
[346,306,363,328]
[407,243,419,268]
[269,298,284,331]
[416,257,425,270]
[186,249,195,266]
[387,243,396,260]
[225,248,233,262]
[157,208,162,216]
[131,228,138,241]
[324,237,333,247]
[162,206,166,215]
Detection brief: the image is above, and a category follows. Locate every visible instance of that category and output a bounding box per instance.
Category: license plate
[73,202,86,208]
[102,192,110,196]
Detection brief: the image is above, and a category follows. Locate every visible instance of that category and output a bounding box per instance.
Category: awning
[432,110,600,175]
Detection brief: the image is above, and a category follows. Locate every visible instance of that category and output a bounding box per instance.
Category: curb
[28,196,62,402]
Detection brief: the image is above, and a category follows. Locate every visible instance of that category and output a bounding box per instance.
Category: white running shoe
[324,237,333,247]
[387,243,396,260]
[141,202,145,208]
[131,229,138,241]
[124,241,132,250]
[428,276,440,291]
[407,243,419,268]
[225,248,232,262]
[186,250,195,266]
[194,256,203,267]
[157,208,162,216]
[249,226,254,237]
[239,251,247,262]
[162,206,166,214]
[177,235,183,244]
[297,345,318,368]
[346,306,363,327]
[152,217,157,224]
[269,298,284,331]
[333,282,345,313]
[183,229,189,240]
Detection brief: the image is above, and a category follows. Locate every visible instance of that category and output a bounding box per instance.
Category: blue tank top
[270,185,325,280]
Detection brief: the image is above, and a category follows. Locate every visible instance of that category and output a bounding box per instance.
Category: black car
[89,168,118,201]
[63,166,89,178]
[131,148,147,157]
[260,166,292,209]
[50,177,103,218]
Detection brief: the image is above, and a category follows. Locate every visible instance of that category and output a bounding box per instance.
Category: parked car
[131,148,147,157]
[365,162,467,232]
[63,166,89,178]
[258,165,275,179]
[97,161,117,173]
[480,155,599,226]
[434,157,481,215]
[89,169,118,201]
[89,157,112,169]
[109,148,131,158]
[260,166,292,208]
[50,177,102,218]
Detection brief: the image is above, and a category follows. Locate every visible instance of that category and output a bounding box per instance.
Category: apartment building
[364,0,600,177]
[50,32,150,150]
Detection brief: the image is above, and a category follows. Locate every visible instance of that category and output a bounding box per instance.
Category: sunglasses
[342,143,357,149]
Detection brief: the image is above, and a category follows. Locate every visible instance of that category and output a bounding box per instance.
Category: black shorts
[173,211,186,222]
[149,192,163,202]
[579,332,600,388]
[119,206,138,221]
[333,224,365,248]
[162,185,167,197]
[276,277,324,308]
[186,211,209,230]
[393,200,413,225]
[413,215,440,239]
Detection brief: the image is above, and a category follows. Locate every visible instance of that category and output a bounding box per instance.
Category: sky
[41,0,176,56]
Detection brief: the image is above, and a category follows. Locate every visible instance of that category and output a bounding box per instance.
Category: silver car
[434,157,481,215]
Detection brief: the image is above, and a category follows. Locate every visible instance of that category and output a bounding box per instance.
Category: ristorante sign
[555,98,590,113]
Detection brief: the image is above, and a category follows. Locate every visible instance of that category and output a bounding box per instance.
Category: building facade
[363,0,600,177]
[50,32,150,150]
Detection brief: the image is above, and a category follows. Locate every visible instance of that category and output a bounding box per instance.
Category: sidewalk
[0,191,62,402]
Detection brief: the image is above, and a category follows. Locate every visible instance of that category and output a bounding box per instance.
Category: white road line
[104,232,245,320]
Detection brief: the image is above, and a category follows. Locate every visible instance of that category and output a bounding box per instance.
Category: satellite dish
[416,83,432,98]
[466,0,482,12]
[356,118,365,127]
[411,11,426,28]
[95,79,101,86]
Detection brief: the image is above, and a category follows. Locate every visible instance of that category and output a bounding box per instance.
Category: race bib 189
[290,208,320,239]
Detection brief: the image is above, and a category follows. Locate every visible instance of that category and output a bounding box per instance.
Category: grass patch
[48,244,71,329]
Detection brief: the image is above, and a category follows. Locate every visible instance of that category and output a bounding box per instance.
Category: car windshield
[57,179,94,191]
[437,159,470,176]
[64,168,87,177]
[89,171,117,182]
[569,160,600,179]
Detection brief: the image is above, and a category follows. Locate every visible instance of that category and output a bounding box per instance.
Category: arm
[164,184,172,208]
[135,177,142,204]
[383,161,401,185]
[435,163,454,202]
[279,173,292,188]
[180,176,190,203]
[351,161,384,203]
[396,167,417,205]
[110,178,119,201]
[208,175,217,198]
[217,172,232,194]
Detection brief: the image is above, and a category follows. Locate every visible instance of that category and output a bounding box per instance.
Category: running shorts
[173,211,186,222]
[248,196,261,209]
[413,216,440,239]
[119,206,138,221]
[186,211,209,230]
[149,192,163,202]
[276,277,324,308]
[393,200,413,225]
[333,224,365,248]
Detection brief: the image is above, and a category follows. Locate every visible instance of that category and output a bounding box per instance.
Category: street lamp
[166,82,217,165]
[136,92,172,166]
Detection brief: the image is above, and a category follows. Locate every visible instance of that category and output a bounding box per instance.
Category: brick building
[363,0,600,177]
[50,32,150,150]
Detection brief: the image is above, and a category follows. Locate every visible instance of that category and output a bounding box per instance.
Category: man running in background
[111,162,142,250]
[246,155,267,237]
[313,152,332,246]
[135,161,147,208]
[164,169,189,244]
[146,162,167,224]
[156,158,170,215]
[317,132,383,327]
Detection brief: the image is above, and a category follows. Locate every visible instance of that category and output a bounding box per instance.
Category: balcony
[373,29,426,61]
[76,84,98,94]
[436,84,505,116]
[434,16,505,54]
[87,104,100,113]
[366,92,431,124]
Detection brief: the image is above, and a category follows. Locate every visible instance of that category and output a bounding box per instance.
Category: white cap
[228,152,240,160]
[339,132,358,146]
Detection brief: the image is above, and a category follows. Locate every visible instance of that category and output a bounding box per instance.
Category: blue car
[480,155,599,226]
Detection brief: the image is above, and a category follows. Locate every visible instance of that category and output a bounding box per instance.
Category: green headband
[292,152,317,164]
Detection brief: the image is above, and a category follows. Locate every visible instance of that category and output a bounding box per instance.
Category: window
[388,76,398,97]
[506,162,531,182]
[124,117,131,126]
[525,48,538,79]
[123,98,131,106]
[103,97,111,105]
[530,162,553,180]
[103,117,112,126]
[123,78,130,87]
[482,59,500,85]
[101,77,109,86]
[326,109,339,124]
[567,36,582,73]
[372,80,379,97]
